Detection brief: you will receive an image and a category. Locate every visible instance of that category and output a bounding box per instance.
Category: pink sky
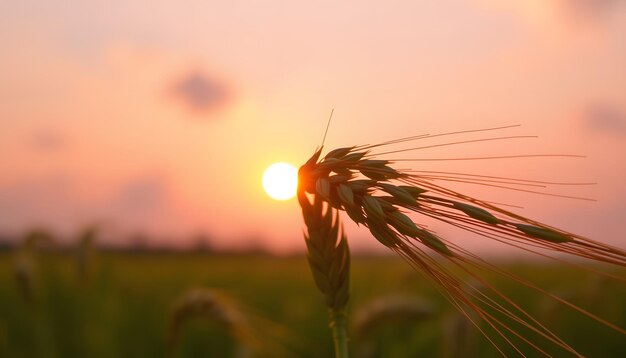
[1,1,625,253]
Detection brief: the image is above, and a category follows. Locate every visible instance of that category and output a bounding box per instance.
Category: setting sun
[262,162,298,200]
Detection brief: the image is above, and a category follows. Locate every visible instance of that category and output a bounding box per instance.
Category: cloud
[29,129,66,152]
[169,70,232,115]
[110,177,166,217]
[581,103,626,136]
[561,0,623,23]
[476,0,625,30]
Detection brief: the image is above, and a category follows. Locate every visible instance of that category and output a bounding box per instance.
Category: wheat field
[1,251,625,357]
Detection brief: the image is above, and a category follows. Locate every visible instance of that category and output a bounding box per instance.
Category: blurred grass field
[0,251,625,357]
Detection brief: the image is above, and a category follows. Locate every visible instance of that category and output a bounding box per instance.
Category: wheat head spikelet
[296,125,626,356]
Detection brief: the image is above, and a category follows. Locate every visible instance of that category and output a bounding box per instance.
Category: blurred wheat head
[352,294,435,337]
[167,287,292,357]
[297,124,626,356]
[352,294,435,358]
[168,288,257,357]
[13,229,55,304]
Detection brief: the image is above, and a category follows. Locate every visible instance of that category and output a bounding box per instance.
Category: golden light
[262,162,298,200]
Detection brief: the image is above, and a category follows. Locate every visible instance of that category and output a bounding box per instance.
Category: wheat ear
[13,229,55,304]
[352,295,434,358]
[298,177,350,358]
[297,132,626,356]
[168,288,257,357]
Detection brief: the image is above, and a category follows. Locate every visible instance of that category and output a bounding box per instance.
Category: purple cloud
[582,103,626,136]
[562,0,623,22]
[169,70,232,115]
[30,129,66,152]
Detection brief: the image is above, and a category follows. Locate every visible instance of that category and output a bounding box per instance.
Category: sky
[1,0,625,253]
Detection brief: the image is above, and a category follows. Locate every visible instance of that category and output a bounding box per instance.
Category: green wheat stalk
[75,226,97,283]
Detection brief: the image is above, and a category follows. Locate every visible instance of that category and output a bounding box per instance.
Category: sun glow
[263,162,298,200]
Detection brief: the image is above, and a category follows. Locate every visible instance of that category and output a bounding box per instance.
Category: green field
[0,252,625,357]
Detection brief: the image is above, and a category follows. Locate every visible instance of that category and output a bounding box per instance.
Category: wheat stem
[329,308,349,358]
